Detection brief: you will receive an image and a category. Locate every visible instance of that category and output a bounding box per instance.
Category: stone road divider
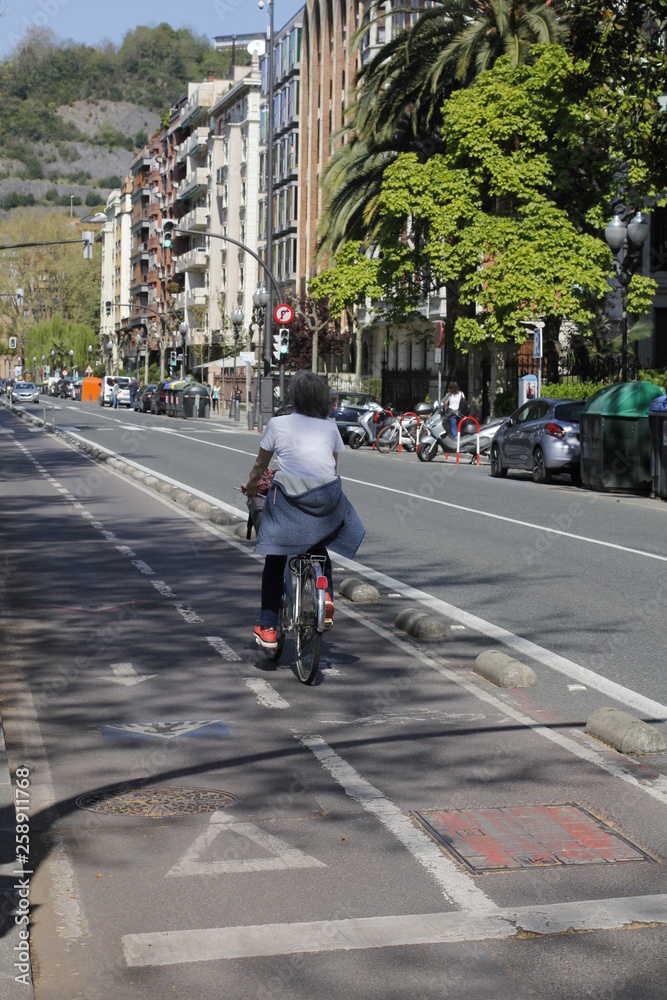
[585,707,667,755]
[155,482,173,495]
[395,607,447,639]
[338,578,380,603]
[210,509,239,526]
[189,499,212,516]
[171,489,192,505]
[474,649,538,689]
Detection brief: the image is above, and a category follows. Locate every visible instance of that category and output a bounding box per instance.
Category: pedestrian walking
[212,384,219,414]
[129,378,138,408]
[112,379,120,409]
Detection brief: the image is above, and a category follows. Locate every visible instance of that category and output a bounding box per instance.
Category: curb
[474,649,538,689]
[585,707,667,756]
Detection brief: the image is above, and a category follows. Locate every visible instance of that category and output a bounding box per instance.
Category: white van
[99,376,130,406]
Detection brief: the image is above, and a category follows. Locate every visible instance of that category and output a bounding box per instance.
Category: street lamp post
[604,211,650,381]
[230,308,244,421]
[50,349,55,386]
[41,355,46,391]
[69,349,74,378]
[178,322,188,378]
[87,344,93,372]
[135,330,142,381]
[106,339,113,375]
[32,356,36,383]
[252,286,269,430]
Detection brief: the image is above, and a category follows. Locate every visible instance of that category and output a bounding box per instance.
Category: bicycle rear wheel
[293,560,322,684]
[376,424,399,453]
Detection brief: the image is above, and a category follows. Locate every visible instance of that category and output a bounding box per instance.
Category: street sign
[274,303,293,325]
[85,364,94,375]
[434,347,442,365]
[434,321,444,348]
[533,327,543,359]
[239,351,255,364]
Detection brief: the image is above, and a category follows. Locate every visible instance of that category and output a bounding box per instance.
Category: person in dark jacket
[244,371,364,649]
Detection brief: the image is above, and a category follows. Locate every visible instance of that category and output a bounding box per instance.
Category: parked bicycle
[375,412,420,454]
[242,486,327,684]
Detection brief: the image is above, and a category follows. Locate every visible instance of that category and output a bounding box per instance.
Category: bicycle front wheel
[375,424,399,454]
[293,561,322,684]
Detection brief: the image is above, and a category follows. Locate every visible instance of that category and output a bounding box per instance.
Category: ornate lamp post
[87,344,93,371]
[230,307,244,421]
[252,286,269,429]
[41,354,46,391]
[106,339,113,375]
[68,349,74,378]
[178,321,188,378]
[604,211,650,381]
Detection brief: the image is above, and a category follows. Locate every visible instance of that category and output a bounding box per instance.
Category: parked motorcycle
[417,403,507,462]
[347,403,395,449]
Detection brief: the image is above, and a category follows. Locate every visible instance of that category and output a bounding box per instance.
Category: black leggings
[260,548,333,628]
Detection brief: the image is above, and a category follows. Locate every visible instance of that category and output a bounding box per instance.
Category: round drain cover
[76,785,238,818]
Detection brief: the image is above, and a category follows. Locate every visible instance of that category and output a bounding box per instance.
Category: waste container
[649,394,667,500]
[182,382,210,419]
[518,374,538,407]
[580,381,665,491]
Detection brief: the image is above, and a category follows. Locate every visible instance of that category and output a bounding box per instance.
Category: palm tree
[318,0,567,255]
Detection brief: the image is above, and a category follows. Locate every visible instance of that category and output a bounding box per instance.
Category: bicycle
[375,412,420,454]
[242,486,327,685]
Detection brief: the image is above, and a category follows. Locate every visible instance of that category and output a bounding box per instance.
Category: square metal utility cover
[413,804,651,873]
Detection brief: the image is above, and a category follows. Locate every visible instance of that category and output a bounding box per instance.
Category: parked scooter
[416,402,507,462]
[347,403,395,449]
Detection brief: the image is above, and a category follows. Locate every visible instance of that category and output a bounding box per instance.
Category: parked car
[150,381,169,414]
[117,384,131,407]
[9,381,39,404]
[134,384,156,412]
[330,390,380,442]
[98,375,130,406]
[490,397,585,484]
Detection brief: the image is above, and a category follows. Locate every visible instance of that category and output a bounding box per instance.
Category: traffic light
[272,333,281,362]
[162,220,176,249]
[279,329,289,358]
[170,350,177,366]
[82,231,94,259]
[105,300,112,317]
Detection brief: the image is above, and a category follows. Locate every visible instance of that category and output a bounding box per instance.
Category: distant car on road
[9,381,39,404]
[134,384,156,412]
[490,397,585,484]
[99,375,130,406]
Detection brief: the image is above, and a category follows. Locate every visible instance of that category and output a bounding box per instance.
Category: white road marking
[243,677,289,709]
[115,544,136,557]
[166,809,325,877]
[299,735,493,912]
[174,603,203,624]
[131,560,154,575]
[205,636,242,662]
[109,662,157,686]
[341,475,667,564]
[122,892,667,967]
[152,580,177,597]
[331,553,667,721]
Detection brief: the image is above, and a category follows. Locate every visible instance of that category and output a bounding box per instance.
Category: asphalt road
[38,397,667,713]
[1,399,666,1000]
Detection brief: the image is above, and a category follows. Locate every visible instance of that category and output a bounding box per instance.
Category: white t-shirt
[446,391,463,411]
[260,413,344,479]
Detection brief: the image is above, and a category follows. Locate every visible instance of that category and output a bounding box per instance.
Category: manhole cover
[413,804,652,873]
[76,785,239,818]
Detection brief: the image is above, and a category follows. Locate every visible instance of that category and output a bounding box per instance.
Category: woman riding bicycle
[244,370,365,650]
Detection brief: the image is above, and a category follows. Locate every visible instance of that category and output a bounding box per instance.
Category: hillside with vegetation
[0,24,243,212]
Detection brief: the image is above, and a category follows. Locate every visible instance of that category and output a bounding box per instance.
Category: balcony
[185,287,208,308]
[177,168,209,202]
[180,206,208,231]
[177,128,210,163]
[174,248,207,272]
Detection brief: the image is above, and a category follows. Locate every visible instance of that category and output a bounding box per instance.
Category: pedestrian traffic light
[170,350,177,366]
[105,300,112,317]
[162,220,176,249]
[279,330,289,357]
[272,333,281,362]
[82,231,94,259]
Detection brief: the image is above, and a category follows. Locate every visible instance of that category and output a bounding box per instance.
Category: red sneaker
[324,593,334,631]
[254,625,278,649]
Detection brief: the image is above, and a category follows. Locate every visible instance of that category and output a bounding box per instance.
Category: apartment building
[100,177,132,371]
[208,55,262,348]
[258,9,303,300]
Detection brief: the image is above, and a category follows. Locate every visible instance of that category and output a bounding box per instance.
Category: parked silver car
[10,381,39,405]
[490,397,585,484]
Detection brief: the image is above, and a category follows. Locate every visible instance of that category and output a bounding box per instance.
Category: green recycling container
[579,381,665,491]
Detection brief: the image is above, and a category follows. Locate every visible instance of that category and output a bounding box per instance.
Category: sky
[0,0,307,61]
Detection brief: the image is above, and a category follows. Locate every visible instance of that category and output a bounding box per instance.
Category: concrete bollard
[474,649,537,689]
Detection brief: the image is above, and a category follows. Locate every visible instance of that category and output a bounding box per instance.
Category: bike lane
[0,411,666,999]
